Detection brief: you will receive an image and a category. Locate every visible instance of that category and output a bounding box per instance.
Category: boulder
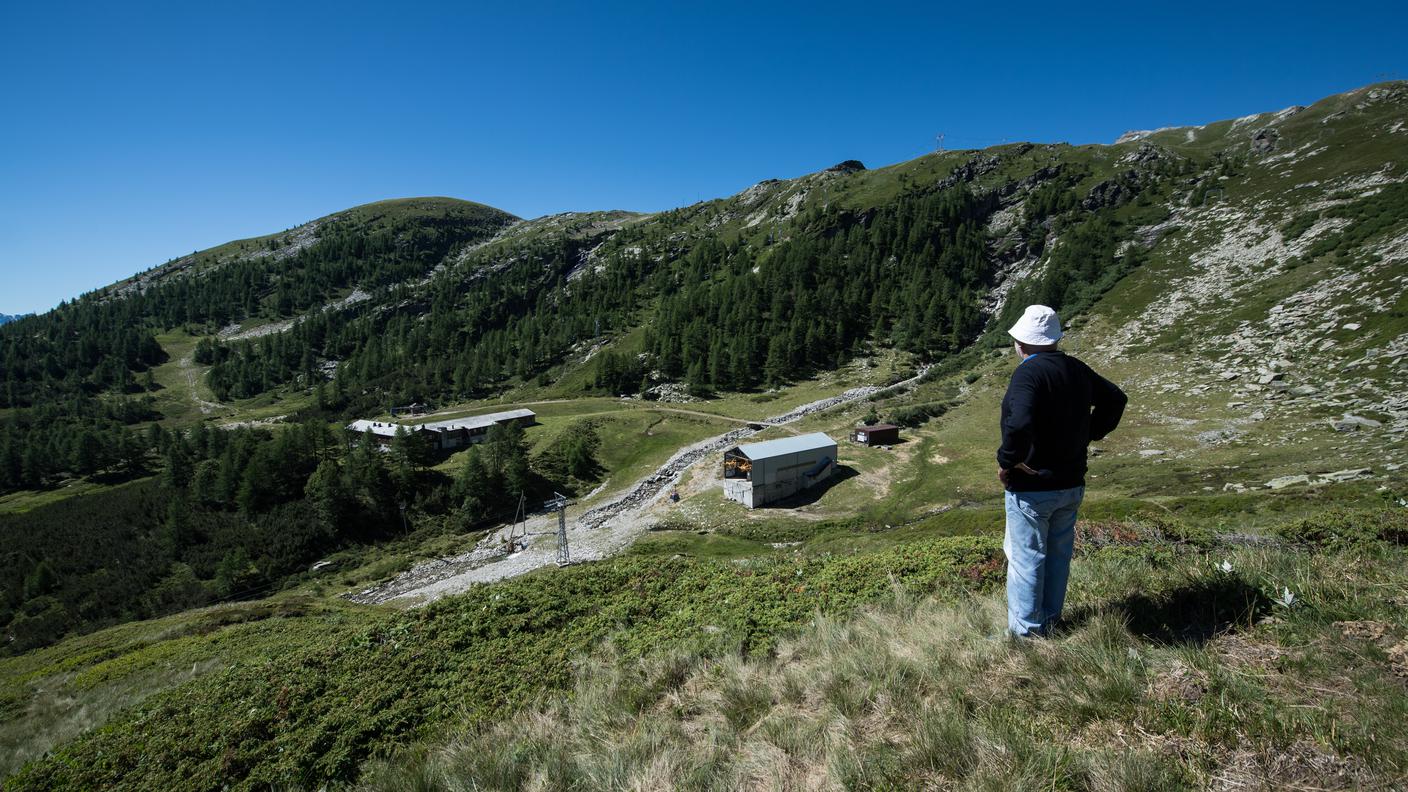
[1322,468,1372,482]
[1265,474,1310,490]
[1331,415,1383,432]
[1197,429,1242,445]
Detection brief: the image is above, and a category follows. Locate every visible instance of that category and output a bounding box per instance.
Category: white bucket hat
[1008,304,1063,346]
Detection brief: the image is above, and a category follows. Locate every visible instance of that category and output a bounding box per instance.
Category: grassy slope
[146,330,308,428]
[5,538,1004,790]
[0,596,371,779]
[363,511,1408,791]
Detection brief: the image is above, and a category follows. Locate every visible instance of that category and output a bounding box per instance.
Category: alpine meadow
[1,80,1407,790]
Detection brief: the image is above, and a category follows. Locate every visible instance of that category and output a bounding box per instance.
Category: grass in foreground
[3,538,1001,790]
[359,509,1408,791]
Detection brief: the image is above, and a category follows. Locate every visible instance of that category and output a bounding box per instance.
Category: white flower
[1275,587,1296,608]
[1217,559,1234,574]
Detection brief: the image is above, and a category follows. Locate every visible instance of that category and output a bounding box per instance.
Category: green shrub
[1280,212,1318,241]
[1275,508,1408,547]
[889,401,951,428]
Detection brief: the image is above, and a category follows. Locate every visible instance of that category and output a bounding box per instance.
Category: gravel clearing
[346,372,926,606]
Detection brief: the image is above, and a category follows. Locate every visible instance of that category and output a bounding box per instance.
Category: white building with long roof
[346,408,535,450]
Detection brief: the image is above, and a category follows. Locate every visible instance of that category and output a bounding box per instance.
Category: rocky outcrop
[1251,127,1280,155]
[1082,173,1136,210]
[997,165,1063,200]
[936,154,1002,191]
[1120,142,1171,166]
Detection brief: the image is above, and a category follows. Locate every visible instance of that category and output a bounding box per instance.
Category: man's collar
[1020,349,1061,364]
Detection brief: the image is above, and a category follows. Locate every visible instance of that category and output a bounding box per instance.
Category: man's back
[998,351,1126,492]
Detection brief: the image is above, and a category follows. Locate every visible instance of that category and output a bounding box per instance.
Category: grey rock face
[1251,127,1280,154]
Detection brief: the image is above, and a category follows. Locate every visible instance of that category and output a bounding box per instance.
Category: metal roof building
[417,408,536,449]
[419,408,536,434]
[346,408,536,450]
[345,419,414,446]
[722,431,838,509]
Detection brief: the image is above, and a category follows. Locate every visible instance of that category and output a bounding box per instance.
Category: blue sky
[1,1,1404,314]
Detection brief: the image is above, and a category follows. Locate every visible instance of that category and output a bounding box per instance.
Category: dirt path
[177,351,227,415]
[346,371,929,606]
[648,405,799,431]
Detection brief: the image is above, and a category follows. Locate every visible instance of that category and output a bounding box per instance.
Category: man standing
[998,305,1126,637]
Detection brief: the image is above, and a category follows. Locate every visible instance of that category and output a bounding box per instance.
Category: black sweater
[997,351,1127,492]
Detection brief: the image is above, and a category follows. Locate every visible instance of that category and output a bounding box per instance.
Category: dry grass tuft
[1388,641,1408,680]
[1335,619,1391,642]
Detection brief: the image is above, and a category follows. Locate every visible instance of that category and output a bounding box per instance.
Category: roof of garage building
[734,431,836,460]
[346,419,407,437]
[347,408,535,437]
[418,408,536,433]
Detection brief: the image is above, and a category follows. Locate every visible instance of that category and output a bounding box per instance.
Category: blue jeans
[1004,486,1084,636]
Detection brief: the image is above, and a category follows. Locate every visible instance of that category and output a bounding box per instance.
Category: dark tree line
[0,410,604,653]
[1,422,341,653]
[0,396,159,491]
[202,230,654,407]
[0,306,165,409]
[646,186,996,392]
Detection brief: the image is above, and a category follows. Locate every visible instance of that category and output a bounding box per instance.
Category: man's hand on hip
[999,463,1039,487]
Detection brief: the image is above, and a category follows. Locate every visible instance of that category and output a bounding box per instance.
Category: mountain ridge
[0,80,1405,790]
[67,80,1403,313]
